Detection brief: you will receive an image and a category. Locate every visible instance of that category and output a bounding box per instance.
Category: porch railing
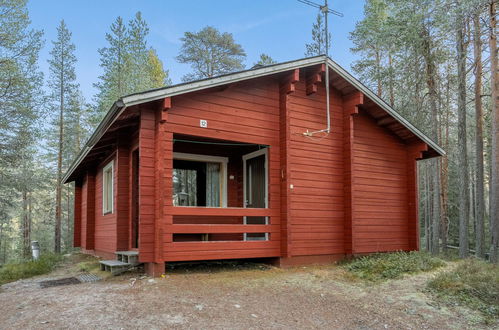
[163,207,280,261]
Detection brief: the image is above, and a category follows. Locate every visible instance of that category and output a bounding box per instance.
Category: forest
[0,0,497,264]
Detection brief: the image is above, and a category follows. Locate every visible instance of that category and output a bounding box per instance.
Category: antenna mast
[298,0,343,136]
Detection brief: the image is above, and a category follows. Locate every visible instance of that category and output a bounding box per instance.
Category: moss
[0,254,63,285]
[427,258,499,321]
[343,251,445,282]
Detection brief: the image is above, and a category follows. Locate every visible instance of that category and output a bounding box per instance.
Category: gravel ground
[0,256,495,329]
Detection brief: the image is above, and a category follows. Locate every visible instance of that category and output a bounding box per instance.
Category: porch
[135,124,282,263]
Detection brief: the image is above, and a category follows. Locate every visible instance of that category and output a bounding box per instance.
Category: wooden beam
[171,224,279,234]
[377,116,396,126]
[343,90,364,255]
[170,207,273,217]
[306,63,325,95]
[160,97,171,123]
[280,69,300,94]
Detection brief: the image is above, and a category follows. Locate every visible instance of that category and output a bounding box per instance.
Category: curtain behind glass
[206,163,221,207]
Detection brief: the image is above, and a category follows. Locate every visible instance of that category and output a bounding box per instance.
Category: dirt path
[0,258,493,329]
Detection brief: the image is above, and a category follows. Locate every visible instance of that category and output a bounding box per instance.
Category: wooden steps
[99,251,141,275]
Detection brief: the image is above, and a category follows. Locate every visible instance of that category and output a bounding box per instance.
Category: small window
[103,161,114,214]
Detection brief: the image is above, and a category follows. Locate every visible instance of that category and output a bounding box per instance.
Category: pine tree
[305,13,331,57]
[176,26,246,81]
[0,0,43,259]
[95,13,170,117]
[47,20,78,253]
[350,0,389,97]
[127,12,150,92]
[455,3,469,258]
[254,54,276,66]
[489,0,498,263]
[0,0,43,168]
[94,16,129,115]
[472,6,485,258]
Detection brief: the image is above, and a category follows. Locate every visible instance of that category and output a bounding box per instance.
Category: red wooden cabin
[64,56,443,275]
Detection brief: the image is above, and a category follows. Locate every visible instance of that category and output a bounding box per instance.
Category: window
[102,160,114,214]
[172,153,227,207]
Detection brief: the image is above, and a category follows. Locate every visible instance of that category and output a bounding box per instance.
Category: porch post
[343,91,364,256]
[116,133,130,251]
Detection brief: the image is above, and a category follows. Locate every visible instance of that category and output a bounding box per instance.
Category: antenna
[298,0,343,136]
[297,0,343,57]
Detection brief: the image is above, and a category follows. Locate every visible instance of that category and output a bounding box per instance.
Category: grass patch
[0,254,63,285]
[344,251,445,282]
[427,258,499,320]
[76,261,101,273]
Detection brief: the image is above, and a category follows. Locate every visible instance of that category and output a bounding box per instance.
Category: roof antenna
[298,0,343,137]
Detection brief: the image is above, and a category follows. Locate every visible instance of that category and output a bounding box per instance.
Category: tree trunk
[457,11,469,258]
[441,65,451,253]
[388,53,395,106]
[376,50,382,97]
[422,27,441,254]
[489,0,499,263]
[22,188,30,259]
[0,219,4,264]
[55,61,64,254]
[473,12,485,258]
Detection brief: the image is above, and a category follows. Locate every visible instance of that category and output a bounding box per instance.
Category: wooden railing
[163,207,280,262]
[170,206,272,217]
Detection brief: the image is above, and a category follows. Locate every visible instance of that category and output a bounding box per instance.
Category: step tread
[115,251,139,256]
[100,260,130,267]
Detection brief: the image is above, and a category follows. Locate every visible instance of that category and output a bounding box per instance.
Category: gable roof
[63,55,444,183]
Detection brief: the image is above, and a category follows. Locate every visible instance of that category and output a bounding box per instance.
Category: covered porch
[137,103,282,267]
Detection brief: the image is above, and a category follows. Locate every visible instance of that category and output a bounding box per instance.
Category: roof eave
[326,58,446,157]
[63,55,444,183]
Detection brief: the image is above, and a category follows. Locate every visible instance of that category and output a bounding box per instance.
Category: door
[131,149,139,249]
[243,149,268,241]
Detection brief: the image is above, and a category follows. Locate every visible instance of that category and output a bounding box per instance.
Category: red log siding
[80,176,87,248]
[279,80,291,258]
[73,182,82,247]
[116,144,129,251]
[286,80,345,257]
[72,69,430,264]
[139,108,156,262]
[127,130,139,250]
[94,155,117,254]
[352,110,409,253]
[162,78,281,261]
[82,172,95,250]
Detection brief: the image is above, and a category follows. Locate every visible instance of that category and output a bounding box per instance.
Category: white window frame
[102,160,114,215]
[242,148,269,241]
[173,152,228,208]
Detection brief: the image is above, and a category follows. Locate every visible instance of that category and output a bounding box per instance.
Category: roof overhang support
[280,69,300,94]
[160,97,171,123]
[306,63,326,95]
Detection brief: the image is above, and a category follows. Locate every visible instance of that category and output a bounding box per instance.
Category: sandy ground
[0,255,495,330]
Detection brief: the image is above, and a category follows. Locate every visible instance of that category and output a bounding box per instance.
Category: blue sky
[28,0,365,101]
